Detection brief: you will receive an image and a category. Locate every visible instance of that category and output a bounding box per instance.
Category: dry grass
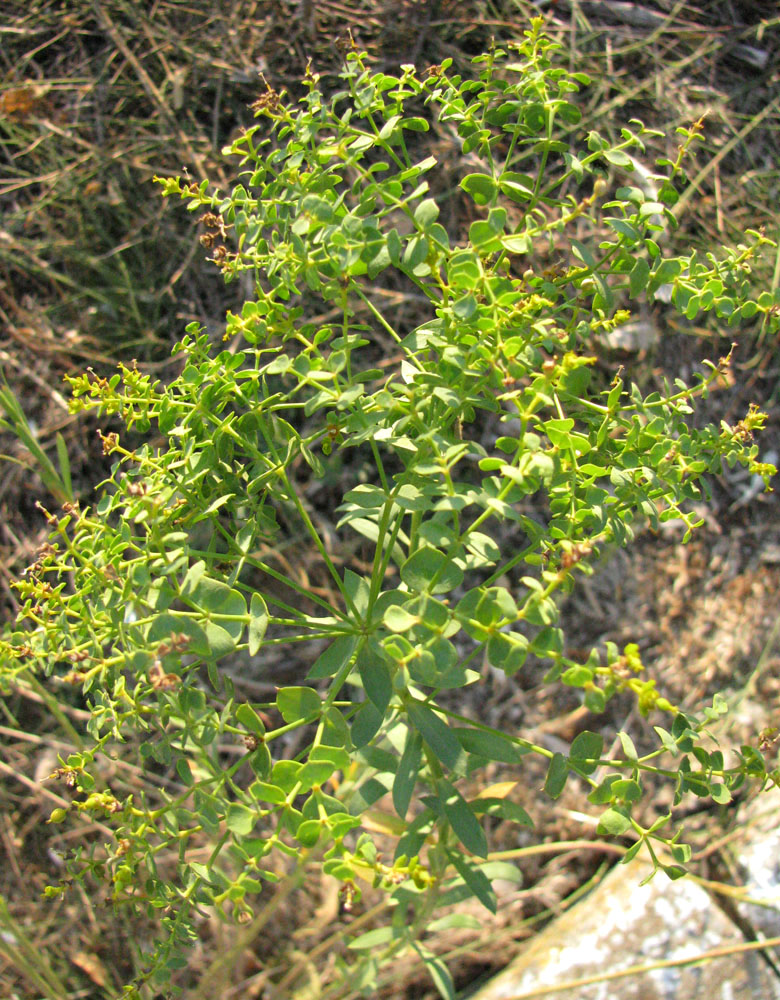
[1,2,779,998]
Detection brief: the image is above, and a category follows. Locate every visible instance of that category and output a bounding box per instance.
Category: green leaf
[271,760,303,794]
[298,760,336,790]
[321,706,350,748]
[607,218,641,241]
[351,701,384,748]
[569,731,603,775]
[486,632,528,675]
[357,745,397,774]
[379,114,401,140]
[387,227,402,266]
[401,117,429,132]
[603,148,633,167]
[310,746,350,770]
[406,701,463,771]
[281,805,303,836]
[415,594,451,630]
[357,647,393,714]
[452,293,478,319]
[400,546,463,595]
[530,627,563,657]
[188,862,214,884]
[54,432,73,501]
[669,842,692,864]
[453,727,529,763]
[710,783,731,804]
[414,198,439,227]
[394,483,433,511]
[180,574,247,651]
[226,802,256,836]
[447,249,482,289]
[622,841,643,864]
[248,744,272,779]
[498,172,535,203]
[296,819,322,846]
[276,686,321,724]
[342,484,386,508]
[584,688,607,713]
[248,592,268,655]
[438,780,487,858]
[180,560,206,595]
[524,102,547,132]
[460,173,498,206]
[480,860,522,884]
[249,780,287,805]
[236,703,266,735]
[597,806,632,835]
[649,257,682,295]
[629,257,650,297]
[203,621,238,659]
[203,493,235,515]
[349,926,396,950]
[639,201,666,218]
[344,516,407,567]
[393,728,423,819]
[383,604,420,632]
[469,220,502,253]
[307,634,358,679]
[456,587,517,641]
[470,797,532,827]
[569,239,596,270]
[176,758,193,785]
[501,232,531,254]
[612,779,642,802]
[428,913,482,933]
[412,942,455,1000]
[343,570,370,615]
[671,712,696,753]
[446,851,497,914]
[187,573,245,617]
[147,612,211,659]
[563,663,595,686]
[618,731,637,760]
[544,752,568,799]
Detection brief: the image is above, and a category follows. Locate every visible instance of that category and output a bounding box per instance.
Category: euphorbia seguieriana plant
[6,20,778,997]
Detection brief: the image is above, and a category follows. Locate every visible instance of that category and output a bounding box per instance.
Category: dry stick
[488,839,626,863]
[188,850,319,1000]
[550,0,768,69]
[672,82,780,221]
[0,147,97,198]
[334,844,624,1000]
[586,35,721,125]
[272,898,391,996]
[135,16,228,188]
[541,0,715,127]
[0,895,70,1000]
[91,1,212,184]
[494,934,780,1000]
[0,757,112,839]
[728,607,780,713]
[692,872,780,911]
[364,859,615,1000]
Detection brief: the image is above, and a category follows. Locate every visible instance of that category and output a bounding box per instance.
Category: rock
[470,836,780,1000]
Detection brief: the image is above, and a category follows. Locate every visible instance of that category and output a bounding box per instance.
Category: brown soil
[1,2,779,998]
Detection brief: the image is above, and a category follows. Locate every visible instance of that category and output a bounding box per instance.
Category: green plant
[0,367,73,504]
[0,893,71,1000]
[5,21,778,997]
